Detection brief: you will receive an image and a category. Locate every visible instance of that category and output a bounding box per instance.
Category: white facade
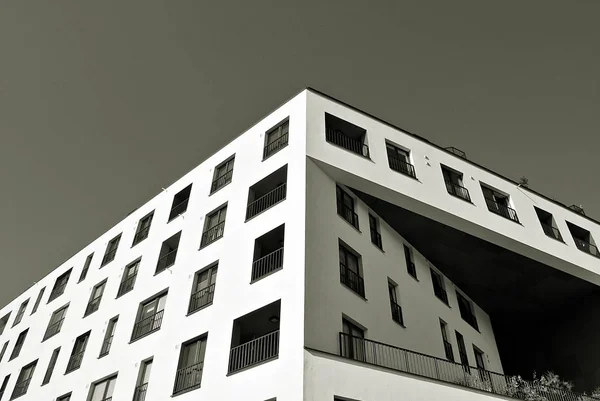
[0,88,598,401]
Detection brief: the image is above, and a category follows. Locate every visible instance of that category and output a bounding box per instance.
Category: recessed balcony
[325,113,369,158]
[251,225,285,282]
[246,165,287,221]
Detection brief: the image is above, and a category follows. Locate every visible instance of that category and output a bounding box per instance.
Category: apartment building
[1,88,600,401]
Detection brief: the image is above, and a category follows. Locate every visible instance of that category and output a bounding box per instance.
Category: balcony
[200,222,225,248]
[43,318,65,340]
[133,383,148,401]
[337,201,359,230]
[117,274,136,297]
[173,362,203,395]
[99,335,113,357]
[541,223,563,242]
[388,156,416,178]
[65,351,84,373]
[445,181,471,202]
[325,113,369,158]
[574,238,600,258]
[340,263,365,298]
[252,224,285,282]
[84,297,101,316]
[246,165,288,221]
[211,169,233,194]
[252,248,284,282]
[246,184,287,220]
[131,310,164,341]
[338,333,597,401]
[485,198,520,223]
[390,301,404,326]
[188,284,215,314]
[228,330,280,374]
[263,132,288,160]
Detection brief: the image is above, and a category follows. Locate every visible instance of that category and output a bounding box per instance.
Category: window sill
[392,319,406,329]
[115,290,133,299]
[209,181,232,197]
[486,210,522,225]
[167,212,186,224]
[186,302,214,317]
[226,355,279,377]
[98,353,109,359]
[446,192,474,204]
[435,296,451,308]
[131,238,147,248]
[154,265,175,276]
[390,168,419,181]
[543,234,565,244]
[326,142,371,160]
[338,215,361,233]
[199,237,223,250]
[129,328,161,344]
[341,283,367,301]
[64,367,81,375]
[262,144,288,161]
[407,274,419,283]
[171,384,202,397]
[372,243,384,253]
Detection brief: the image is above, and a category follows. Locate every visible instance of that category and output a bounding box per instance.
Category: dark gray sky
[1,1,598,308]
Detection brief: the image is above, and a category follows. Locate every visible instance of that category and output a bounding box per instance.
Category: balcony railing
[173,362,203,395]
[390,301,404,326]
[388,156,416,178]
[485,198,520,223]
[43,318,65,340]
[339,333,599,401]
[246,183,287,220]
[168,198,189,221]
[211,170,233,194]
[101,248,118,267]
[84,297,102,316]
[434,286,449,305]
[573,238,600,258]
[117,274,137,297]
[200,222,225,248]
[445,181,471,202]
[131,310,164,341]
[370,229,383,249]
[132,226,150,246]
[251,247,284,281]
[133,383,148,401]
[340,263,365,297]
[156,249,178,273]
[228,330,280,374]
[48,284,67,302]
[263,133,289,159]
[10,378,31,399]
[99,335,113,357]
[188,284,216,314]
[326,128,370,158]
[337,201,359,230]
[540,223,563,242]
[443,340,455,362]
[66,350,85,373]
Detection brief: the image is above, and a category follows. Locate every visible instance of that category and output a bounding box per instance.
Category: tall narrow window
[388,281,403,326]
[0,341,8,363]
[386,142,416,178]
[456,291,479,330]
[10,360,37,399]
[42,347,60,385]
[48,269,72,303]
[168,184,192,221]
[404,245,417,279]
[442,166,470,202]
[456,331,470,372]
[340,319,365,361]
[156,231,181,274]
[134,359,153,401]
[118,259,140,297]
[101,234,121,267]
[430,269,448,305]
[440,320,454,362]
[336,185,359,229]
[131,292,167,342]
[481,184,519,223]
[90,376,117,401]
[210,156,235,194]
[173,336,207,395]
[200,205,227,248]
[66,331,90,373]
[9,329,28,360]
[133,211,154,246]
[12,299,29,327]
[31,287,45,315]
[85,280,107,317]
[78,253,94,283]
[99,316,118,357]
[339,244,364,297]
[43,304,68,341]
[0,313,11,335]
[369,214,382,249]
[188,264,218,314]
[0,375,9,400]
[263,119,289,160]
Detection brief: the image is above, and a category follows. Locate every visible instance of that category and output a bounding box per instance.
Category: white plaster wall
[0,91,307,401]
[304,159,503,373]
[306,90,600,287]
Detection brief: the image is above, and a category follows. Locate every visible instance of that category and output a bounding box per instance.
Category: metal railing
[340,263,365,297]
[574,238,600,258]
[48,283,67,302]
[99,335,113,357]
[200,222,225,248]
[117,274,137,297]
[388,156,416,178]
[188,284,216,313]
[228,330,280,374]
[133,383,148,401]
[132,226,150,245]
[370,229,382,249]
[485,198,520,223]
[337,201,359,230]
[168,198,189,221]
[434,285,449,305]
[540,223,563,241]
[84,297,102,316]
[246,183,287,220]
[173,362,203,395]
[251,247,284,281]
[10,378,31,399]
[445,181,471,202]
[66,350,85,372]
[131,310,164,341]
[444,146,467,159]
[43,318,65,340]
[339,333,599,401]
[390,301,404,325]
[156,248,178,273]
[443,340,455,362]
[326,128,370,158]
[101,248,118,266]
[211,170,234,194]
[263,133,289,159]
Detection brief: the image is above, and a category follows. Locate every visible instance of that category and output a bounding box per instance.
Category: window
[30,287,45,315]
[566,221,600,258]
[404,245,417,279]
[263,119,289,160]
[339,243,364,297]
[455,331,470,372]
[336,185,359,229]
[173,336,207,395]
[99,316,118,357]
[210,156,235,194]
[534,207,563,241]
[340,318,365,361]
[188,264,218,314]
[65,331,90,373]
[41,347,60,385]
[168,184,192,221]
[0,341,8,363]
[430,269,448,305]
[245,165,287,220]
[79,253,94,283]
[481,184,519,223]
[200,205,227,248]
[57,393,71,401]
[155,231,181,274]
[85,280,107,317]
[9,329,28,361]
[12,299,28,327]
[134,359,152,401]
[440,319,454,362]
[90,375,117,401]
[0,313,11,335]
[386,142,416,178]
[473,346,488,381]
[118,259,140,297]
[43,304,69,341]
[10,360,37,400]
[48,269,72,303]
[442,166,470,202]
[101,234,121,267]
[325,113,369,158]
[131,292,167,341]
[369,214,382,249]
[388,281,403,326]
[251,224,285,282]
[0,375,9,400]
[456,291,479,330]
[133,211,154,246]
